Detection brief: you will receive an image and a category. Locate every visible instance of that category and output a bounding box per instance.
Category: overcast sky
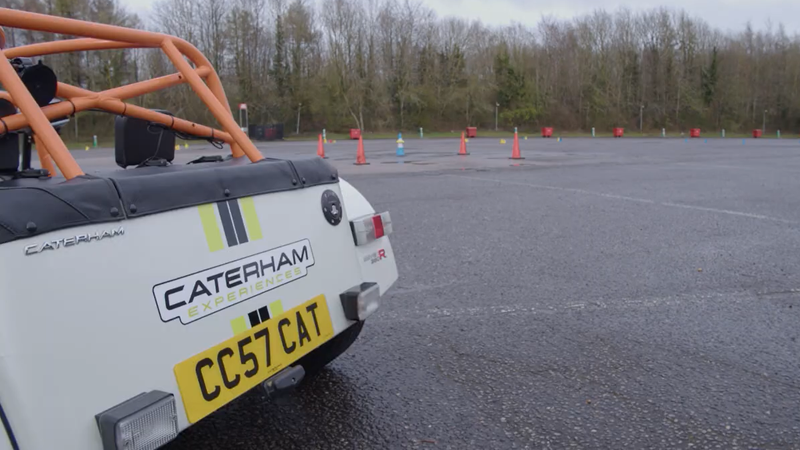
[124,0,800,34]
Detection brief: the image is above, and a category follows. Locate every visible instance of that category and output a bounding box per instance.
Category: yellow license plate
[174,295,334,423]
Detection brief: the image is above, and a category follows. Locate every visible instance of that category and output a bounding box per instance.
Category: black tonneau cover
[0,156,338,245]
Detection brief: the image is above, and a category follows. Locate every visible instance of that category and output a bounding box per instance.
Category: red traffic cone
[510,131,524,160]
[458,132,469,155]
[317,134,327,159]
[354,136,369,165]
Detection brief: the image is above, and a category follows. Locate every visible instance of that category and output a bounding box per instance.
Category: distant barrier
[248,123,284,141]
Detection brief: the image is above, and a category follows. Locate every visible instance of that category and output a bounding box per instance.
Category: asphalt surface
[84,137,800,449]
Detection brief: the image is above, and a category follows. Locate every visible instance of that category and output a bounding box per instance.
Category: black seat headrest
[0,99,19,174]
[114,110,176,168]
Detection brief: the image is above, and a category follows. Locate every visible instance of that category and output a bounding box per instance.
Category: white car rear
[0,158,397,449]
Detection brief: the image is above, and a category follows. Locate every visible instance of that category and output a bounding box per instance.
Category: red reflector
[372,215,384,239]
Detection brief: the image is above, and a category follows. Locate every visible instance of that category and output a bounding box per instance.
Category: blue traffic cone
[396,132,405,157]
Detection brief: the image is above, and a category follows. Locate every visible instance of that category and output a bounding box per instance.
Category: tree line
[3,0,800,138]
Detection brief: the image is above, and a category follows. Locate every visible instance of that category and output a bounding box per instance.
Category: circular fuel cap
[321,189,342,226]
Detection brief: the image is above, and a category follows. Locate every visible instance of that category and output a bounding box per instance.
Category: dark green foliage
[701,47,719,107]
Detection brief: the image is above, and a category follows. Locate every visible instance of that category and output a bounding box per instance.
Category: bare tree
[10,0,800,135]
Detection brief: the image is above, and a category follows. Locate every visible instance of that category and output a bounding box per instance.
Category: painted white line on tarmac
[449,174,797,224]
[658,202,792,222]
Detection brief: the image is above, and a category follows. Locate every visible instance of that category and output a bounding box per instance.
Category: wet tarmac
[76,137,800,449]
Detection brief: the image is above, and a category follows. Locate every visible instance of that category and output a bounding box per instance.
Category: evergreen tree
[702,47,719,107]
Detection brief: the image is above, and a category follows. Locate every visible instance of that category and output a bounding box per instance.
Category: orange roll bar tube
[0,7,264,179]
[4,39,144,58]
[0,9,233,123]
[161,39,258,161]
[56,66,213,102]
[33,134,56,177]
[97,99,234,145]
[55,82,94,99]
[103,66,212,101]
[0,93,235,146]
[0,97,97,135]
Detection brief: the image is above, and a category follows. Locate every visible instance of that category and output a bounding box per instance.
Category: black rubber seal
[0,398,20,450]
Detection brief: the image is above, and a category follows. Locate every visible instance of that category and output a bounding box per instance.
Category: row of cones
[318,133,368,164]
[317,130,525,164]
[459,131,523,159]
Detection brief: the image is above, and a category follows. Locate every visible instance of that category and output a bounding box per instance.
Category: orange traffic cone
[355,136,369,165]
[458,132,469,155]
[510,131,524,160]
[317,134,327,159]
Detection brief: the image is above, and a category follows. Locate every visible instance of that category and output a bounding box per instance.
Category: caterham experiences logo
[153,239,315,325]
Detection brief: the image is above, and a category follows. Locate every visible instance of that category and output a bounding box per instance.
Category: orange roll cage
[0,8,265,179]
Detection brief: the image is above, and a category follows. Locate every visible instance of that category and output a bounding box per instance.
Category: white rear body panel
[0,430,11,450]
[0,178,397,449]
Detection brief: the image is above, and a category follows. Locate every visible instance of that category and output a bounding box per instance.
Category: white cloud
[428,0,800,33]
[121,0,800,34]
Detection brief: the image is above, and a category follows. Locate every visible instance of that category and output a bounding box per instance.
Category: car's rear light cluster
[340,282,381,321]
[96,391,178,450]
[351,212,392,246]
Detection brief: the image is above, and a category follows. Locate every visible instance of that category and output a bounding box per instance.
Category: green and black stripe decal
[227,199,249,245]
[198,197,263,252]
[217,200,241,247]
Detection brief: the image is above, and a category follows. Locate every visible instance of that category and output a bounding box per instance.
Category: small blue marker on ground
[396,132,405,157]
[704,139,707,143]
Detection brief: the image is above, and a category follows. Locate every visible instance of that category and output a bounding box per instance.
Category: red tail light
[351,212,392,246]
[372,215,385,239]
